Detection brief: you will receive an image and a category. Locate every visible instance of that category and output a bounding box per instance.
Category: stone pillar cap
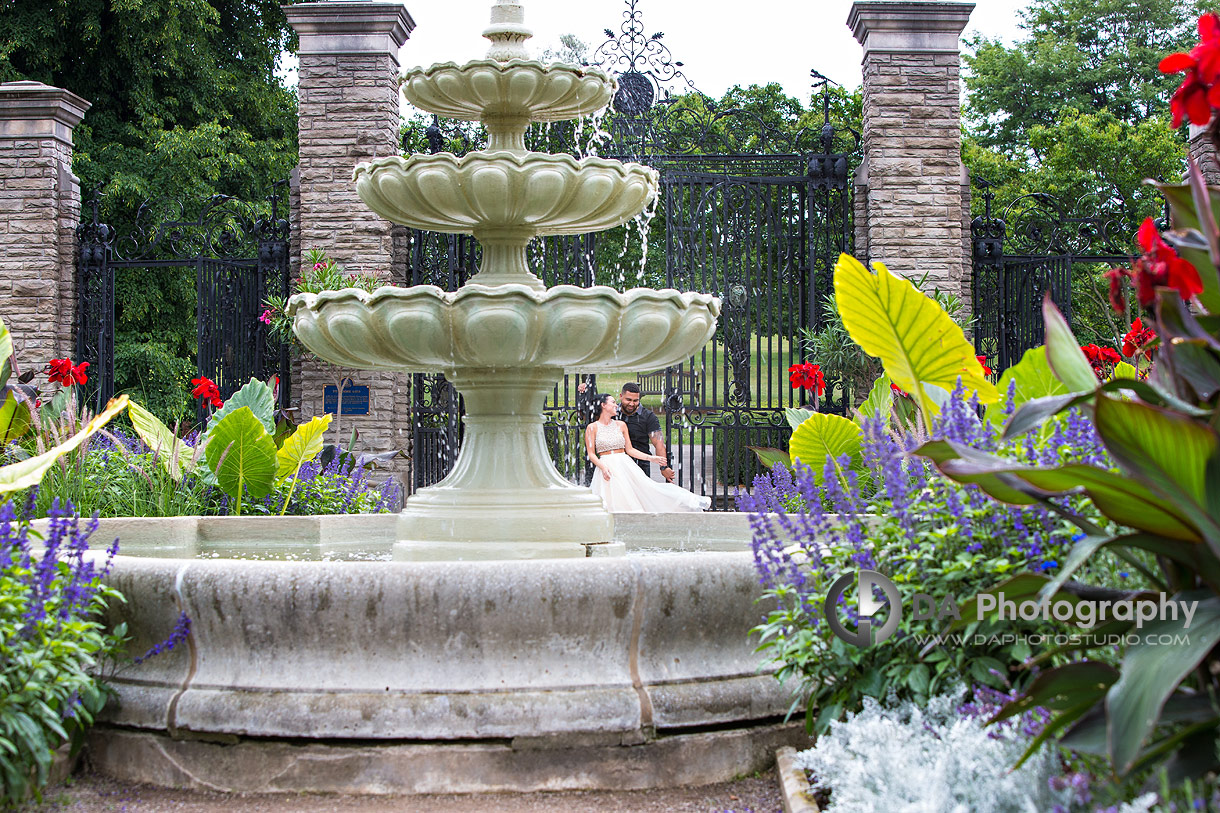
[284,2,415,60]
[0,80,91,143]
[848,1,975,54]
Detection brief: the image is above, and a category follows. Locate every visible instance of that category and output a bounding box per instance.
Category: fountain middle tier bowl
[288,284,720,374]
[353,152,657,236]
[400,59,615,123]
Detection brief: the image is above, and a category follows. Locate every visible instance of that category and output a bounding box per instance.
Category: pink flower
[259,309,274,325]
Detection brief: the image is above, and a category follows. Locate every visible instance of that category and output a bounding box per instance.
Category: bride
[585,393,710,513]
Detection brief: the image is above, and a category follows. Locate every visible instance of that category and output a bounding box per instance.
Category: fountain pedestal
[394,368,613,560]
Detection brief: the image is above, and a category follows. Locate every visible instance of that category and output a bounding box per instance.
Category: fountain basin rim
[399,58,615,122]
[286,282,721,317]
[353,150,657,180]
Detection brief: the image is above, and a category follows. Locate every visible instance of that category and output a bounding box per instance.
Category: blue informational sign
[322,379,370,415]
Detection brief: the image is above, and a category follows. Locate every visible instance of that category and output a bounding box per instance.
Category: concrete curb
[775,746,819,813]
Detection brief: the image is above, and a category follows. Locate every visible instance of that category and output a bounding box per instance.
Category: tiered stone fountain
[288,0,719,560]
[83,2,806,793]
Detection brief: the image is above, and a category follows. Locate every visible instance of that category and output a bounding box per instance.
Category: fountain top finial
[482,0,533,62]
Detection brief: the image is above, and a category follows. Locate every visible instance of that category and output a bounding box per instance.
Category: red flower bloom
[788,362,826,396]
[1161,13,1220,128]
[1080,344,1121,378]
[890,382,909,398]
[1111,219,1205,310]
[47,358,88,386]
[1121,317,1156,359]
[191,377,223,409]
[976,355,993,376]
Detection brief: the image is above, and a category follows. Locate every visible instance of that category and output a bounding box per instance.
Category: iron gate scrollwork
[402,0,857,507]
[970,179,1156,372]
[74,183,291,418]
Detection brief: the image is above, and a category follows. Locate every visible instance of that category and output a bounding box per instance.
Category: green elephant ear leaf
[0,396,129,495]
[0,392,31,445]
[748,446,792,470]
[855,374,894,427]
[204,378,275,441]
[128,400,195,481]
[986,346,1069,427]
[788,412,862,481]
[204,406,277,503]
[834,254,998,427]
[276,414,331,481]
[1111,361,1138,380]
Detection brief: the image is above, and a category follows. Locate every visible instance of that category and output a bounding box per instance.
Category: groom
[577,379,675,483]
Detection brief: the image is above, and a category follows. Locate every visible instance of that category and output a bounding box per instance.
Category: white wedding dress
[589,421,710,512]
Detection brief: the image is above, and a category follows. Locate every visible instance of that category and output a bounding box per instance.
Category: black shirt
[617,406,663,473]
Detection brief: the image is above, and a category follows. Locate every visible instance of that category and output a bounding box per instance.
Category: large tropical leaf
[918,439,1204,542]
[203,378,275,441]
[988,346,1068,430]
[0,393,30,444]
[1042,297,1098,392]
[788,412,862,481]
[204,407,277,501]
[0,396,129,495]
[275,414,331,481]
[1106,595,1220,774]
[834,254,998,419]
[1093,395,1220,550]
[747,446,791,470]
[127,401,195,481]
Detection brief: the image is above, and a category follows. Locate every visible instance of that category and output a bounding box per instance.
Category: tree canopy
[0,0,300,419]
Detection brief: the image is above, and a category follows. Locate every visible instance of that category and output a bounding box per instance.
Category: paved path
[25,772,783,813]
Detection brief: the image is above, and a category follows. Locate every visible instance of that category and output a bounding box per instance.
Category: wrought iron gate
[75,186,291,416]
[970,180,1156,372]
[404,0,856,506]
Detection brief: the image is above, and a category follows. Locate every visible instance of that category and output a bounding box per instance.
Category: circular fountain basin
[354,153,657,237]
[287,284,720,374]
[401,59,614,122]
[69,513,807,794]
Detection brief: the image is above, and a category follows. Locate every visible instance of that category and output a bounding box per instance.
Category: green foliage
[0,511,126,806]
[787,412,862,482]
[264,249,388,354]
[0,0,299,420]
[204,406,278,514]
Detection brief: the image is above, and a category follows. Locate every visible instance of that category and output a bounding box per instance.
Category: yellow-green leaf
[855,374,894,427]
[0,393,30,444]
[1111,361,1138,380]
[788,412,862,481]
[128,401,195,481]
[275,414,331,481]
[834,255,998,415]
[0,396,129,495]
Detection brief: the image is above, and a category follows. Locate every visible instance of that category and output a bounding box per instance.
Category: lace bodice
[594,420,626,453]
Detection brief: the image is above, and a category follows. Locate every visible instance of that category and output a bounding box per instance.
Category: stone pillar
[848,1,974,304]
[285,2,415,491]
[1188,123,1220,187]
[0,81,90,366]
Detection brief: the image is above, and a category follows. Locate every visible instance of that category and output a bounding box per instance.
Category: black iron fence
[75,184,291,418]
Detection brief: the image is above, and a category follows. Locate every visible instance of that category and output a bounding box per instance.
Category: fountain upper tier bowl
[400,59,614,123]
[354,152,657,237]
[288,284,720,374]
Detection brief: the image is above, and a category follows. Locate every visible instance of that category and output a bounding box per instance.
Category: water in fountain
[287,0,720,560]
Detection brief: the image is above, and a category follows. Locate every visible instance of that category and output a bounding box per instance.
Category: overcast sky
[282,0,1032,106]
[392,0,1031,101]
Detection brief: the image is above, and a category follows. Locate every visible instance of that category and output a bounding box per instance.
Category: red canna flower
[976,355,993,376]
[47,358,88,386]
[1108,219,1205,313]
[788,362,826,396]
[1161,13,1220,128]
[191,377,224,410]
[1121,317,1157,359]
[1080,344,1121,379]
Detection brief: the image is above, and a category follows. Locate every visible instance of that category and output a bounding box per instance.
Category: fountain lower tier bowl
[400,59,615,123]
[68,514,808,794]
[353,152,657,237]
[287,284,720,374]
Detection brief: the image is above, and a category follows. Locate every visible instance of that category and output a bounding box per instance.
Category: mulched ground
[22,771,783,813]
